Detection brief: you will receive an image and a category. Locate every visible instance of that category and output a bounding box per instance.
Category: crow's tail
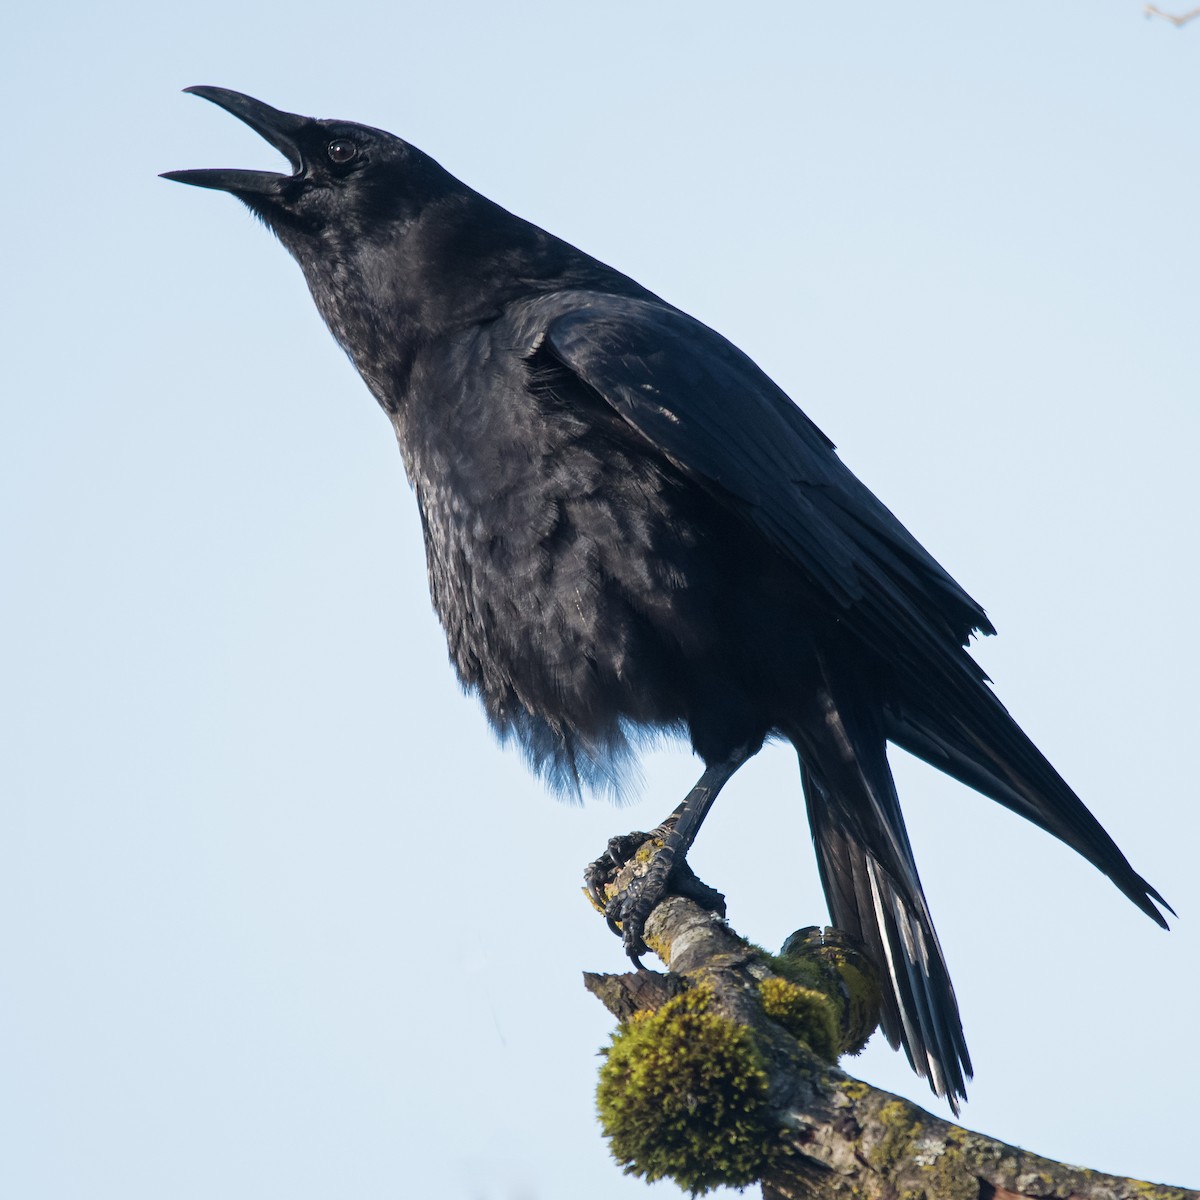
[885,679,1172,930]
[792,683,972,1110]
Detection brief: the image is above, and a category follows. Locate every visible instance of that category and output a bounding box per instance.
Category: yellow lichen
[641,928,672,964]
[870,1099,920,1173]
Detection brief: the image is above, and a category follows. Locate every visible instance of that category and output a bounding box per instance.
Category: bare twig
[1144,4,1200,26]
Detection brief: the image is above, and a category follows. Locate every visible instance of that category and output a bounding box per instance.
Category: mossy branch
[583,860,1196,1200]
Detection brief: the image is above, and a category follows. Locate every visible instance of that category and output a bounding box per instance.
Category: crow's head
[163,87,622,343]
[162,87,458,252]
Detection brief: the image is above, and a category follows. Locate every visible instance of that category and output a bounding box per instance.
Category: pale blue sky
[3,3,1198,1197]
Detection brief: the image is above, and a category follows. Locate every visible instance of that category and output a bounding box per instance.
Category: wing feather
[539,294,995,672]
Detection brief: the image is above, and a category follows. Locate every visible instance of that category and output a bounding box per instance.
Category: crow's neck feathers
[278,174,646,417]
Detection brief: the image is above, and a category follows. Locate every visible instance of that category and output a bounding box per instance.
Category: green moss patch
[596,984,776,1194]
[758,975,839,1061]
[768,929,882,1056]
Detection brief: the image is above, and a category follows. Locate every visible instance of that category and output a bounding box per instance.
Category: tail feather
[793,654,1169,1112]
[795,690,972,1110]
[869,859,969,1090]
[885,687,1172,928]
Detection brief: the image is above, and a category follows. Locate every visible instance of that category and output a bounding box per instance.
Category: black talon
[584,757,746,965]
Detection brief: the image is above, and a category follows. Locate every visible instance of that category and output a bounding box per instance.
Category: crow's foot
[583,829,654,928]
[583,828,725,966]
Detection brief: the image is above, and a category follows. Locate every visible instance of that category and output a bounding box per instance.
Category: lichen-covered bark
[584,877,1196,1200]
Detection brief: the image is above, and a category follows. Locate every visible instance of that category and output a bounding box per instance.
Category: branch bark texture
[584,886,1195,1200]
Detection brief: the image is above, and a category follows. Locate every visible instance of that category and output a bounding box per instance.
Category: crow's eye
[327,139,358,165]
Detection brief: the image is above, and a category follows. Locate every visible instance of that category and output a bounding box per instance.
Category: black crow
[163,87,1170,1109]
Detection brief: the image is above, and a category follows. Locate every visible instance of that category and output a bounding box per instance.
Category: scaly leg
[584,749,750,965]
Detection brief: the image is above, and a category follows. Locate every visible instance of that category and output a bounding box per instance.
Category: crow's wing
[538,293,995,676]
[537,292,1172,933]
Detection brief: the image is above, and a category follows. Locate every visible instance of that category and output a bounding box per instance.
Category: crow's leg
[584,749,750,964]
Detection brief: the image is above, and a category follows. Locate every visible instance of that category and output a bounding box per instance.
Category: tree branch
[583,857,1196,1199]
[1144,5,1200,26]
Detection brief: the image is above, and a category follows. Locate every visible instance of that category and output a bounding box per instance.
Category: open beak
[161,86,308,194]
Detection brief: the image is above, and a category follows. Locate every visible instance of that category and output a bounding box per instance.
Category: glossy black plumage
[164,88,1171,1109]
